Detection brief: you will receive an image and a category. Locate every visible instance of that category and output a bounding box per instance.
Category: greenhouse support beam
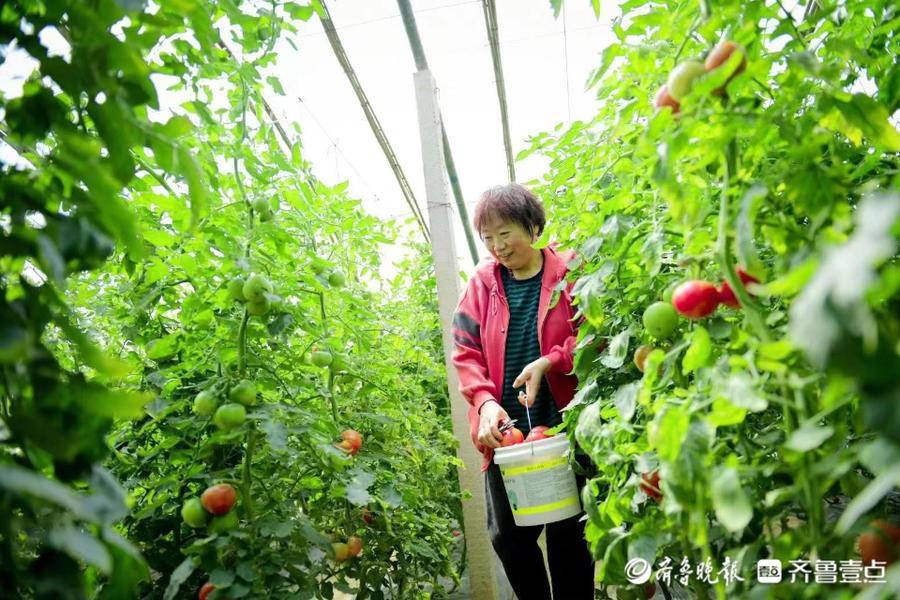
[481,0,516,182]
[414,69,510,600]
[396,0,481,267]
[319,1,431,243]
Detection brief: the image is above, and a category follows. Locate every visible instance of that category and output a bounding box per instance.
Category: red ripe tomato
[341,429,363,452]
[704,40,747,80]
[199,582,215,600]
[335,439,357,456]
[524,426,553,442]
[640,471,663,502]
[873,519,900,543]
[672,281,720,319]
[653,85,680,114]
[718,267,760,308]
[858,520,900,565]
[361,508,375,525]
[347,535,363,557]
[201,483,236,516]
[644,582,657,598]
[500,427,524,447]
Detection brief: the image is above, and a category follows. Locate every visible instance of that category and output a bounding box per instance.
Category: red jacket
[451,245,579,471]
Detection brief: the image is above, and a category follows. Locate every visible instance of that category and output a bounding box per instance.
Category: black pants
[485,461,595,600]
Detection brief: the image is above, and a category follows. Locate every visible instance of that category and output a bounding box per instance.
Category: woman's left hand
[513,357,551,408]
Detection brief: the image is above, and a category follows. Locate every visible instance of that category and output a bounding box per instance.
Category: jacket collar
[475,244,573,291]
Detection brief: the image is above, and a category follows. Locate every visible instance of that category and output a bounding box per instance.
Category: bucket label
[501,460,579,515]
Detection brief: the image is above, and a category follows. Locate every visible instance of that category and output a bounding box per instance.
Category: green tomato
[213,403,246,430]
[642,301,679,338]
[252,198,269,213]
[242,274,272,303]
[181,498,208,528]
[310,350,333,368]
[331,351,349,372]
[193,390,218,416]
[328,271,346,287]
[207,510,239,534]
[666,60,705,101]
[245,295,270,316]
[229,380,257,406]
[661,282,680,304]
[227,276,246,302]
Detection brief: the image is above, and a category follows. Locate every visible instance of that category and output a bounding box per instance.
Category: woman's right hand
[477,400,509,449]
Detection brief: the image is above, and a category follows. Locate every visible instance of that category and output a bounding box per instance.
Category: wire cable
[562,2,572,122]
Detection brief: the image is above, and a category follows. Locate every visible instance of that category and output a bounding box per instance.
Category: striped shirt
[499,265,562,437]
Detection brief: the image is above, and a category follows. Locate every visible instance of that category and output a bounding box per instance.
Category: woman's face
[480,218,538,271]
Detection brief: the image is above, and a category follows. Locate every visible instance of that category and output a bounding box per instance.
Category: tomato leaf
[600,330,630,369]
[649,406,689,463]
[711,466,753,533]
[785,424,834,452]
[613,382,639,422]
[682,327,711,374]
[49,525,113,574]
[789,192,900,368]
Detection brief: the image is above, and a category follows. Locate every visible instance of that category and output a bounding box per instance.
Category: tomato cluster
[653,40,746,114]
[181,483,238,535]
[332,535,364,563]
[227,273,275,317]
[671,267,761,319]
[498,424,554,447]
[192,379,259,430]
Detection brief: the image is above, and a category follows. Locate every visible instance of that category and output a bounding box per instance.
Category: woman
[451,183,594,599]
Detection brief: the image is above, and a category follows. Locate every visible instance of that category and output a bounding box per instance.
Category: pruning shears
[498,419,518,434]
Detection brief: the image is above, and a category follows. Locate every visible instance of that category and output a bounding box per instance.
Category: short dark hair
[472,183,546,239]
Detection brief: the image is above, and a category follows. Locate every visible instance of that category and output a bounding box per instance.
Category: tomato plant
[0,3,465,598]
[525,1,900,597]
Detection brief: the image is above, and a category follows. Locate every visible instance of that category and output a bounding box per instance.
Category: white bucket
[493,435,582,526]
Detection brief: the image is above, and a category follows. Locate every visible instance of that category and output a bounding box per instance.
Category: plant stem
[717,138,771,342]
[328,367,338,424]
[237,309,250,376]
[243,427,256,521]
